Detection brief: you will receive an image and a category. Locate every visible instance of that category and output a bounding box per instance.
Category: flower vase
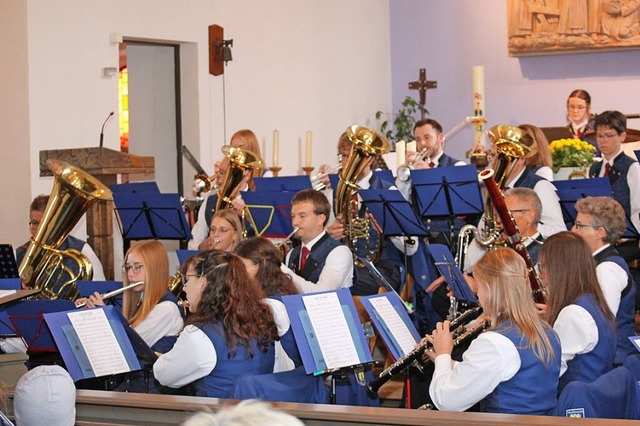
[553,166,588,181]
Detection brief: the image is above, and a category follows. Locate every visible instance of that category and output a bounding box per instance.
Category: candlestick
[269,166,282,177]
[302,166,314,177]
[396,140,406,165]
[305,131,313,167]
[272,130,279,167]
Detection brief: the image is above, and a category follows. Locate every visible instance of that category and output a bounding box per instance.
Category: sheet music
[67,309,130,377]
[302,292,360,370]
[369,296,417,356]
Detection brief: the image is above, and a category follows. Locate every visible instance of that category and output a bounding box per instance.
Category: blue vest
[438,153,462,167]
[526,234,545,267]
[268,294,302,367]
[594,246,637,365]
[513,167,545,190]
[559,294,616,392]
[481,322,561,415]
[203,193,219,228]
[193,321,275,398]
[589,153,636,219]
[150,291,183,353]
[287,233,342,283]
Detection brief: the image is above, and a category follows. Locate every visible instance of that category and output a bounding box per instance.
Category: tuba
[19,159,112,300]
[334,125,390,265]
[215,145,263,236]
[458,125,537,254]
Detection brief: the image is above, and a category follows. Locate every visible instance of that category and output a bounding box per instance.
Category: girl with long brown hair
[537,231,616,393]
[427,247,561,414]
[153,250,278,397]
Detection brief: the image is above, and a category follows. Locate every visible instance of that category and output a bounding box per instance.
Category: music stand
[428,244,478,304]
[253,176,312,192]
[7,299,76,352]
[0,289,41,337]
[553,178,639,238]
[0,244,19,279]
[372,169,395,187]
[176,249,200,266]
[0,279,21,290]
[109,181,160,194]
[241,191,296,239]
[411,164,484,245]
[113,191,193,253]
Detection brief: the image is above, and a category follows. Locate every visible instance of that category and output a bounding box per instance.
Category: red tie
[576,128,583,139]
[428,161,435,168]
[300,246,310,271]
[604,163,611,177]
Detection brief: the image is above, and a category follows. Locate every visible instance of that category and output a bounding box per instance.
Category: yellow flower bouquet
[549,138,596,173]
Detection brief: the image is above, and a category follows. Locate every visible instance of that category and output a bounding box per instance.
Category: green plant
[549,138,597,172]
[376,96,427,146]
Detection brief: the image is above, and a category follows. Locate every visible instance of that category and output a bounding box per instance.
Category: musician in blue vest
[588,111,640,244]
[426,248,561,414]
[282,189,353,293]
[537,232,616,393]
[566,89,595,142]
[154,250,278,398]
[16,194,105,281]
[573,196,637,365]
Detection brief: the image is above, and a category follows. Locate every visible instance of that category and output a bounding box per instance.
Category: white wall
[389,0,640,162]
[0,0,392,249]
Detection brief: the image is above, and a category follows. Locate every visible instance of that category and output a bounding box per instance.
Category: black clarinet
[367,306,484,394]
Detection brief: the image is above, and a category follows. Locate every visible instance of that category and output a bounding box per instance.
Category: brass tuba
[19,159,113,300]
[334,125,390,265]
[457,125,537,256]
[215,145,263,236]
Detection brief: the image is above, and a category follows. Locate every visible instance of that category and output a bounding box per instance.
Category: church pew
[6,389,637,425]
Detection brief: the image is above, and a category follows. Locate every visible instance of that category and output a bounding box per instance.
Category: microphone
[99,111,115,148]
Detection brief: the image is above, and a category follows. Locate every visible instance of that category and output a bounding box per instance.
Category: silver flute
[75,281,144,308]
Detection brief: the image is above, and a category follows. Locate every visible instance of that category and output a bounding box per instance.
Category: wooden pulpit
[39,147,155,280]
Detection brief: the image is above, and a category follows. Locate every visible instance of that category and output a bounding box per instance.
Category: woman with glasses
[566,89,593,140]
[154,250,278,398]
[236,237,301,372]
[536,231,616,393]
[205,209,243,252]
[84,240,184,353]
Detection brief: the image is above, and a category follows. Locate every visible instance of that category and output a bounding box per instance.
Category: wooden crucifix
[408,68,437,119]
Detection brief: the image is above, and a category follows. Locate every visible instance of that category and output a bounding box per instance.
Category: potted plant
[549,138,597,180]
[376,96,426,147]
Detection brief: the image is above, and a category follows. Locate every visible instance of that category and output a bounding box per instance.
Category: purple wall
[390,0,640,161]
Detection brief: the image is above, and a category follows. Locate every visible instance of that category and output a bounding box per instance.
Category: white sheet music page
[67,309,129,377]
[302,292,360,370]
[369,296,417,356]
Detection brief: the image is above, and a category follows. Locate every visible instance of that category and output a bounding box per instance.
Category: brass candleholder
[269,166,282,177]
[302,166,314,177]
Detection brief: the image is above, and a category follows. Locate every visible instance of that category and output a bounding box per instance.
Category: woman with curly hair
[153,250,278,397]
[236,237,301,371]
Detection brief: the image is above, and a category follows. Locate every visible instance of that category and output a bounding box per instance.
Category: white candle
[406,140,416,155]
[272,130,279,167]
[396,140,406,165]
[472,65,485,117]
[305,131,312,167]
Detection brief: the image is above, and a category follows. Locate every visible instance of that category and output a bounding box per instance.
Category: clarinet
[367,306,483,394]
[479,169,547,304]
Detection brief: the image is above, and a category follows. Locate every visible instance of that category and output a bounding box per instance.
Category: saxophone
[334,125,390,265]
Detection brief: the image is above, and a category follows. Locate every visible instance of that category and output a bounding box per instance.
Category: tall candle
[472,65,485,117]
[396,140,406,165]
[406,140,416,154]
[272,130,279,166]
[305,131,313,167]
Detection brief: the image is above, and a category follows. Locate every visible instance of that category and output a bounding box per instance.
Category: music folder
[282,289,373,375]
[44,305,145,382]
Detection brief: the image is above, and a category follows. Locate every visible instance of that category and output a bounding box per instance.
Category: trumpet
[275,227,299,260]
[75,281,144,308]
[192,173,220,194]
[310,163,342,190]
[396,146,430,182]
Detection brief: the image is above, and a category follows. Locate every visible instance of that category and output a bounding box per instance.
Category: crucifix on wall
[408,68,437,119]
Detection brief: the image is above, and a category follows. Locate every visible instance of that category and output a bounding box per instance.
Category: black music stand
[554,178,639,238]
[242,191,296,239]
[112,190,193,252]
[0,245,19,279]
[411,164,484,246]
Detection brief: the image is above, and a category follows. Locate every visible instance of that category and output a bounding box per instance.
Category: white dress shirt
[553,304,599,376]
[263,298,295,372]
[429,331,521,412]
[135,300,184,348]
[593,244,627,316]
[282,231,353,294]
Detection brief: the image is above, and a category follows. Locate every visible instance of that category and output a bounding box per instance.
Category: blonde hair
[210,209,243,251]
[473,248,556,366]
[519,124,552,169]
[122,240,170,327]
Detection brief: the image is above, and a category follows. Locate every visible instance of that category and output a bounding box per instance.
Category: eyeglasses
[122,264,144,273]
[573,222,603,230]
[28,220,40,229]
[595,132,619,141]
[509,209,530,214]
[181,273,201,285]
[567,104,587,111]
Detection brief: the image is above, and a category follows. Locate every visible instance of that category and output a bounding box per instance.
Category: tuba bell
[334,125,390,265]
[19,159,113,300]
